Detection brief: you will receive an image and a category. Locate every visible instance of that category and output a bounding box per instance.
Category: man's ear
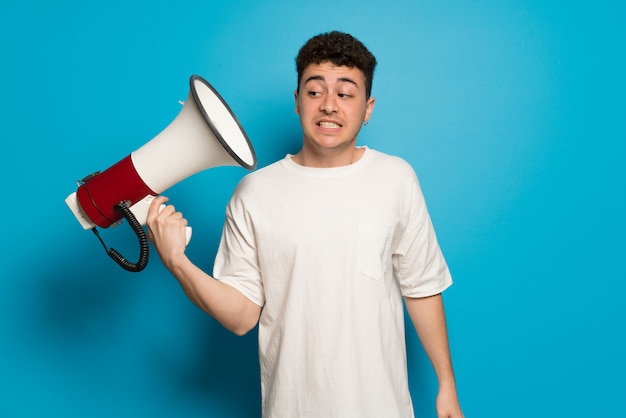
[294,90,300,115]
[365,96,376,120]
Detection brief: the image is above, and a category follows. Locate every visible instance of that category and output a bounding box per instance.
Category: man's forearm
[169,255,261,336]
[405,293,463,417]
[405,294,457,386]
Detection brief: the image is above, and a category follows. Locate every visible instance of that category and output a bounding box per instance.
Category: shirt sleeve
[213,183,266,307]
[393,175,453,298]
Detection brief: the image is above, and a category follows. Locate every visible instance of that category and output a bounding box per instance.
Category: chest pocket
[357,223,395,281]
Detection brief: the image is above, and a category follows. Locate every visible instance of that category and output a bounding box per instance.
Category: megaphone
[65,75,257,272]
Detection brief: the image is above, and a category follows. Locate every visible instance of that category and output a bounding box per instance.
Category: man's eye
[338,93,352,99]
[308,91,321,97]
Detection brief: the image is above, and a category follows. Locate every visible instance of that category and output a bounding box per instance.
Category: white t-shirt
[214,147,452,418]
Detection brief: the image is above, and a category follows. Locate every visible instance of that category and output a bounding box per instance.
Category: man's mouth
[318,121,341,128]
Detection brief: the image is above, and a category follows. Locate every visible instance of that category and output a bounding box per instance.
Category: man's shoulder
[366,148,416,177]
[232,156,288,196]
[241,157,285,181]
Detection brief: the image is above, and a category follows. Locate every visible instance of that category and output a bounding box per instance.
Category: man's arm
[146,196,261,336]
[405,293,464,418]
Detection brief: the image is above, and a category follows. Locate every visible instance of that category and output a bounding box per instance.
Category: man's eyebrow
[304,75,325,84]
[303,75,359,87]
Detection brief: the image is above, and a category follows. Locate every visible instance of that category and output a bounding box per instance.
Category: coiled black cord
[91,201,149,272]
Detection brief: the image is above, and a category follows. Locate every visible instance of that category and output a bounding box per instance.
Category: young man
[147,31,463,418]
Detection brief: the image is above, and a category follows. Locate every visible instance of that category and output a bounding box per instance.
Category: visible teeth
[319,121,340,128]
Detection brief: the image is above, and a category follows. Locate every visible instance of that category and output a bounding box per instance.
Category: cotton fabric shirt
[213,147,452,418]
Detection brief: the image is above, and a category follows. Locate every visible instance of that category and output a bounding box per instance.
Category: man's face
[295,62,375,158]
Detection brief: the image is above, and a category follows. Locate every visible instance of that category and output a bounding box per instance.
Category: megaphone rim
[189,74,258,170]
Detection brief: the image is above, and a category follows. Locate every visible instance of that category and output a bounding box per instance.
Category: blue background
[1,1,624,417]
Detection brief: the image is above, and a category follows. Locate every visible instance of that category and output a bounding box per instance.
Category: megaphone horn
[65,75,257,272]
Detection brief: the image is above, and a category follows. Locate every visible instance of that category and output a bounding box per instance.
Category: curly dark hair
[295,31,377,98]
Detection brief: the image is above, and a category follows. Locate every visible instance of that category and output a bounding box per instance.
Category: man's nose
[320,94,338,113]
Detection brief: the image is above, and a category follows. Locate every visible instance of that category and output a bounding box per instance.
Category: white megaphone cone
[65,75,257,272]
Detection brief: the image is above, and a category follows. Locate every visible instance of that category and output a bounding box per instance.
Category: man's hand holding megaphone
[146,196,190,270]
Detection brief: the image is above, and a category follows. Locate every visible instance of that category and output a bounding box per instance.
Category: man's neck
[292,146,365,168]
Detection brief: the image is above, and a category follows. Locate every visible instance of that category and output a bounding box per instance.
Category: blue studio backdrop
[1,1,624,417]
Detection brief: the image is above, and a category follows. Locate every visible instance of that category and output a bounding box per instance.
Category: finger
[158,203,176,217]
[149,195,169,213]
[147,195,169,221]
[168,210,185,221]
